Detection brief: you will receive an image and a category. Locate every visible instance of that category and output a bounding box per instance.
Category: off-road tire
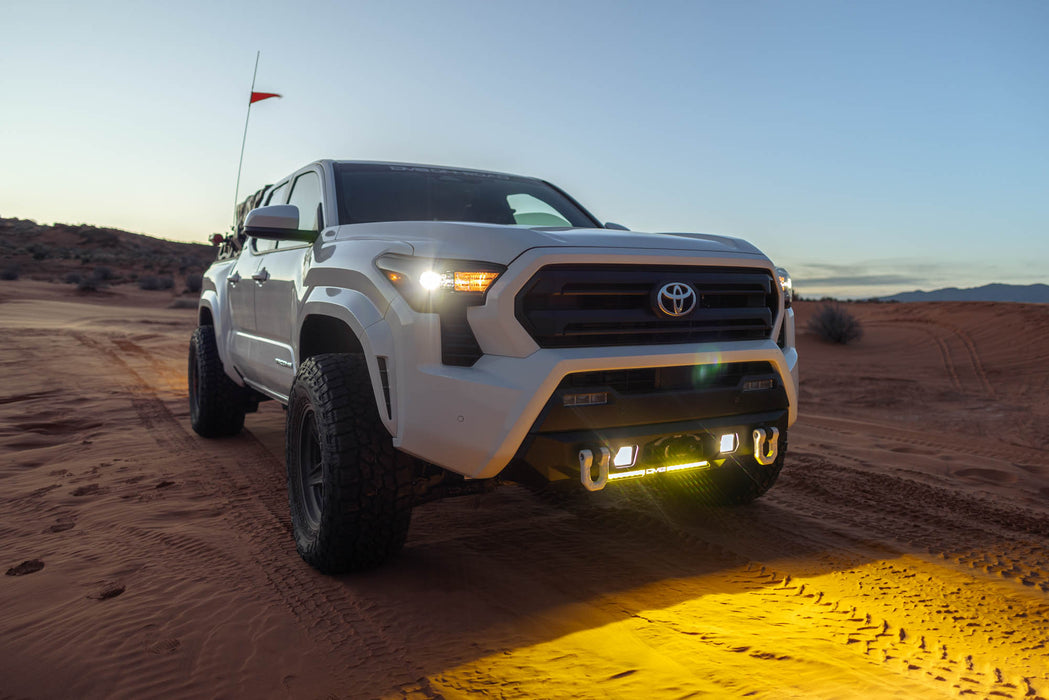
[653,430,788,507]
[188,325,247,437]
[286,353,416,574]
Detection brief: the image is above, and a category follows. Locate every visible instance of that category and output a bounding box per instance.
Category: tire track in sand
[772,451,1049,592]
[802,413,1046,473]
[925,319,996,399]
[66,329,1048,698]
[71,331,426,690]
[423,487,1037,698]
[870,318,995,398]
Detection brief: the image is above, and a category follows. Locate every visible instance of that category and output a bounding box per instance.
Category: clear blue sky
[3,0,1046,298]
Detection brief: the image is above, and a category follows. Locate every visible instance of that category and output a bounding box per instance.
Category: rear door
[250,168,325,397]
[230,181,288,386]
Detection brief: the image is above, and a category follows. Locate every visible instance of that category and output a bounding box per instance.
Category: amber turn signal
[453,271,501,293]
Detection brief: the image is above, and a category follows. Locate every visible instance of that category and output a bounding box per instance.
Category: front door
[248,168,326,398]
[252,244,308,396]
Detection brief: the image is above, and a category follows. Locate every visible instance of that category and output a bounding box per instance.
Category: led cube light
[719,433,738,454]
[613,445,637,468]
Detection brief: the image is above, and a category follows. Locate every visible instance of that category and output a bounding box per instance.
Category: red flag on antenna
[250,91,281,104]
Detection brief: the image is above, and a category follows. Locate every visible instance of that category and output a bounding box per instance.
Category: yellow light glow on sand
[422,555,1046,698]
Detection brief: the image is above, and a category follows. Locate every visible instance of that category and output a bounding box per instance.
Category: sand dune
[1,281,1047,698]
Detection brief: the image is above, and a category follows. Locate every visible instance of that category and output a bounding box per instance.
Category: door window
[288,171,323,232]
[253,182,289,253]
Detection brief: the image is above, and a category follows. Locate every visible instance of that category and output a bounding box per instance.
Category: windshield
[334,163,599,228]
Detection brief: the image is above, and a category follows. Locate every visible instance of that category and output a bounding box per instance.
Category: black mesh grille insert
[515,264,778,348]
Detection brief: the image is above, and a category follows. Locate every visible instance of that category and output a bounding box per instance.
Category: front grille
[515,265,777,348]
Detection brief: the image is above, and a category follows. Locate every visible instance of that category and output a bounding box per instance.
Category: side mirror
[244,205,318,242]
[604,222,629,231]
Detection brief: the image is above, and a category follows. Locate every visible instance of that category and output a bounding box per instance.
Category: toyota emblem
[655,282,697,317]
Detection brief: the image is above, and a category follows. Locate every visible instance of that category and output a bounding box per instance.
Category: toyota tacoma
[189,160,799,573]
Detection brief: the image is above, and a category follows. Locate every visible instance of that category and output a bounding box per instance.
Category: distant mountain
[879,283,1049,303]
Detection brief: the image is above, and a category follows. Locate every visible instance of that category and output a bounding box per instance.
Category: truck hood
[334,221,765,264]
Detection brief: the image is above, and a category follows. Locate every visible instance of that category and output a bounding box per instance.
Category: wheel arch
[299,314,364,359]
[198,304,215,327]
[297,289,396,432]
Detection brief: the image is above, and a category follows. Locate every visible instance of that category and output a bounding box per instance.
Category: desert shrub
[93,265,113,281]
[1,265,19,280]
[140,275,175,291]
[65,272,82,284]
[184,273,203,293]
[807,304,863,345]
[78,277,103,292]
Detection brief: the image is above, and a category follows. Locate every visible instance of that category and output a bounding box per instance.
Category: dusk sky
[3,1,1046,299]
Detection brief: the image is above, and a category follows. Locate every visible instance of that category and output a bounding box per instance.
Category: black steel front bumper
[507,361,790,484]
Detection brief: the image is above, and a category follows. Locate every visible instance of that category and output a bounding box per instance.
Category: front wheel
[286,354,417,573]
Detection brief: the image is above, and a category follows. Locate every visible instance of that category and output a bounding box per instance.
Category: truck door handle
[252,268,270,284]
[228,272,241,286]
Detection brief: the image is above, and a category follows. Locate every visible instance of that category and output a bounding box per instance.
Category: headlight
[775,267,793,309]
[376,254,505,312]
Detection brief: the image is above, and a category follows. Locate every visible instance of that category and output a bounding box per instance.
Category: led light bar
[608,469,646,481]
[662,460,709,473]
[606,460,710,481]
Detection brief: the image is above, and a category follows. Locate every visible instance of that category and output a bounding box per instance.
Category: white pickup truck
[190,160,799,573]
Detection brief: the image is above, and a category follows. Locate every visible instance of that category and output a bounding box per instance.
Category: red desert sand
[1,280,1047,699]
